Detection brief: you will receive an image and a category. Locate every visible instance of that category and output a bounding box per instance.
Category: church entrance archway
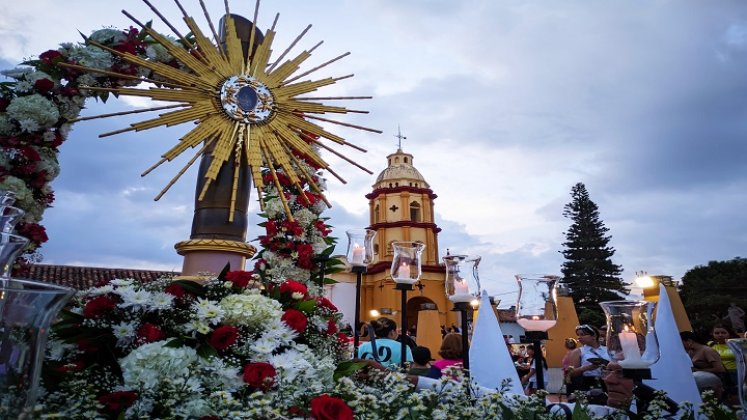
[406,296,437,338]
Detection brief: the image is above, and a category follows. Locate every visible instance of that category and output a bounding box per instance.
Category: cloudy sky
[2,0,746,302]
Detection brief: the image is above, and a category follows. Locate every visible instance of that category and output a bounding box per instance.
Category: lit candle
[618,327,647,368]
[351,243,364,266]
[398,261,410,277]
[454,280,469,295]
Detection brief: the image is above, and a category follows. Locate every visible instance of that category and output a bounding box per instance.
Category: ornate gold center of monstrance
[67,0,379,223]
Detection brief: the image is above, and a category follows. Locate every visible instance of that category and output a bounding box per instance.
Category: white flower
[219,294,283,328]
[120,341,198,390]
[149,292,174,310]
[192,297,225,324]
[112,321,137,346]
[110,278,134,287]
[68,45,113,70]
[119,289,152,308]
[186,319,210,334]
[6,94,60,132]
[249,336,278,356]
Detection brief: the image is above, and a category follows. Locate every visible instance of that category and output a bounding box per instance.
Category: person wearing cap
[567,324,611,393]
[407,346,440,379]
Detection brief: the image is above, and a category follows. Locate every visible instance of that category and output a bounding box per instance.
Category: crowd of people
[347,316,745,417]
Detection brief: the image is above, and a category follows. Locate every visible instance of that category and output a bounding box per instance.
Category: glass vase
[0,278,74,418]
[345,229,376,267]
[443,254,481,303]
[390,241,425,284]
[515,275,559,332]
[599,300,659,369]
[727,338,747,415]
[1,233,30,280]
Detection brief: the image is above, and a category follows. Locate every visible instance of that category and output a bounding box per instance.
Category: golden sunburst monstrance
[68,0,380,222]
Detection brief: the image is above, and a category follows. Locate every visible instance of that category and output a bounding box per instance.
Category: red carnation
[281,220,304,236]
[279,279,308,299]
[282,309,308,333]
[208,325,239,350]
[316,297,338,312]
[34,78,55,93]
[225,271,253,288]
[296,243,315,269]
[99,391,138,412]
[83,296,116,318]
[137,323,165,343]
[242,362,276,390]
[310,394,354,420]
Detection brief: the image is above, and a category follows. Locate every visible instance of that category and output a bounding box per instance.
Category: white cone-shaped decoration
[469,291,524,395]
[644,284,702,409]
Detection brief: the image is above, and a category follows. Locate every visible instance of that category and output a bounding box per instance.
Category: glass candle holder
[515,275,559,331]
[599,300,659,369]
[345,229,376,267]
[443,254,481,303]
[390,241,425,284]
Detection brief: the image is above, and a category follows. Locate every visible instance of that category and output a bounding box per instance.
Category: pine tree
[560,182,626,326]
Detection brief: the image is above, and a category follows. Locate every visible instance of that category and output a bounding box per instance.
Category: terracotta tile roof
[20,264,179,290]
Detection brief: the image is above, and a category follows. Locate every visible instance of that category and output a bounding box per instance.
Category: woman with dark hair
[432,333,464,376]
[680,330,725,375]
[357,317,413,368]
[521,346,548,394]
[568,324,610,392]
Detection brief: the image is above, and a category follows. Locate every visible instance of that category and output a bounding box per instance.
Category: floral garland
[0,26,178,274]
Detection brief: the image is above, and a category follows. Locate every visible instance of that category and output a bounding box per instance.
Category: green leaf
[333,360,368,381]
[164,338,185,348]
[571,402,593,420]
[197,344,218,359]
[173,279,205,296]
[323,277,338,285]
[297,299,317,313]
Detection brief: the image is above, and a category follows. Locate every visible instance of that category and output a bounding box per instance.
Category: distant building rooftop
[20,264,178,290]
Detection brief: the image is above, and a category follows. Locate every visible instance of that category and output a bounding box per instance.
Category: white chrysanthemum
[120,341,198,390]
[185,319,210,335]
[219,293,283,328]
[192,297,225,324]
[269,349,313,383]
[149,292,174,310]
[57,97,82,121]
[6,94,60,132]
[110,278,134,286]
[15,81,33,93]
[199,357,242,391]
[47,339,74,361]
[249,336,279,356]
[112,321,137,346]
[119,289,152,308]
[87,284,114,296]
[42,130,56,143]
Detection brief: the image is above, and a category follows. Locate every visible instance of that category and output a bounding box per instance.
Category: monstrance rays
[75,0,381,222]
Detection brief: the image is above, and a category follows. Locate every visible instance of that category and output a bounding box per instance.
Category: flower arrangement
[0,25,178,274]
[40,273,350,418]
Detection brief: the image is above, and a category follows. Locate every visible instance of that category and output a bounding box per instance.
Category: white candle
[399,261,410,277]
[618,329,646,368]
[454,280,469,295]
[351,243,364,266]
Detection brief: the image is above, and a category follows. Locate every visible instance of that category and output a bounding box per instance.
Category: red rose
[310,394,354,420]
[326,318,338,335]
[316,297,338,312]
[83,296,116,318]
[208,325,239,350]
[282,309,308,334]
[225,271,253,288]
[137,323,165,343]
[242,362,276,390]
[279,279,308,298]
[39,50,62,65]
[34,78,55,93]
[164,283,186,298]
[99,391,138,412]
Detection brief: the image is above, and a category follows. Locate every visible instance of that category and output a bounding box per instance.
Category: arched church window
[374,244,379,255]
[395,157,399,163]
[374,204,380,223]
[404,157,408,163]
[410,201,421,222]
